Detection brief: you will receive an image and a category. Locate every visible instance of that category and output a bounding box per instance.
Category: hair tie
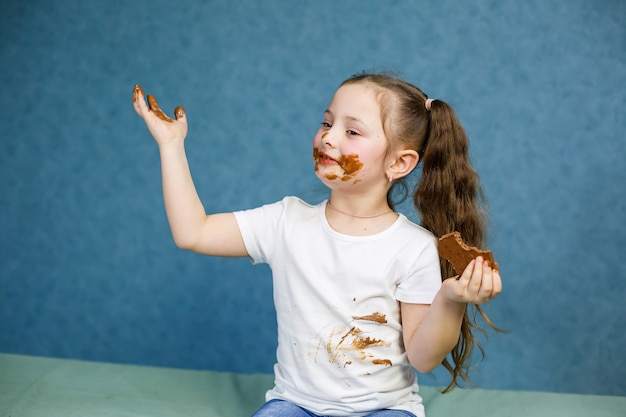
[425,98,434,111]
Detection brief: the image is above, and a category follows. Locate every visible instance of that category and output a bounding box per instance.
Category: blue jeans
[252,399,417,417]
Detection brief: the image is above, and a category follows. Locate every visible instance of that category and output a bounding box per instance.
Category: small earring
[388,175,393,183]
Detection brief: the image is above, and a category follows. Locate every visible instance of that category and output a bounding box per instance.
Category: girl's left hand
[132,84,188,147]
[441,257,502,305]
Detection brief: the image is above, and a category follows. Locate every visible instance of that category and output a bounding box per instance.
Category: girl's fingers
[132,84,146,115]
[468,256,484,296]
[478,263,504,303]
[174,106,186,120]
[478,261,494,300]
[458,258,476,282]
[491,269,503,297]
[133,85,184,124]
[456,257,503,304]
[147,94,175,123]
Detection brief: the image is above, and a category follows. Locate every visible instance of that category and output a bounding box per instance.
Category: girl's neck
[326,199,393,219]
[324,195,398,236]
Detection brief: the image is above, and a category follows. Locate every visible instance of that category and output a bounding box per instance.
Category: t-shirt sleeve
[394,235,442,305]
[233,198,286,265]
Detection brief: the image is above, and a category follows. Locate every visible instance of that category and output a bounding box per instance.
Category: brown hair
[342,72,499,392]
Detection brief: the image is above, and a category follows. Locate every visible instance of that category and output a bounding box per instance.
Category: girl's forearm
[158,142,208,249]
[406,288,466,373]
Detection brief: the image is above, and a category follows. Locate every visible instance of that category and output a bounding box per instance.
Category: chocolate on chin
[438,231,498,275]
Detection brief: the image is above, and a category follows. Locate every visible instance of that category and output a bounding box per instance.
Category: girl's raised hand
[441,257,502,305]
[132,85,188,146]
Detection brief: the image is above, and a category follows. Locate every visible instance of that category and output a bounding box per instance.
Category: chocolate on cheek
[337,154,364,182]
[340,154,363,175]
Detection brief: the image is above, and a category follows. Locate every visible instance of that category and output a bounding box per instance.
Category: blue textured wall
[1,0,625,396]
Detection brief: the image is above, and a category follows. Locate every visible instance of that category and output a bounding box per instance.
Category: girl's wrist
[158,139,186,153]
[439,281,469,310]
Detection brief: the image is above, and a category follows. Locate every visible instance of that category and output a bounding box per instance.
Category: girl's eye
[321,122,332,128]
[347,129,360,136]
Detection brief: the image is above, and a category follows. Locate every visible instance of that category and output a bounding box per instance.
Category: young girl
[132,72,502,417]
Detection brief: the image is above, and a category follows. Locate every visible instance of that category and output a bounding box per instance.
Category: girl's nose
[322,131,335,147]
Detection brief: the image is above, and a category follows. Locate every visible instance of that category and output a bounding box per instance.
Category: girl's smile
[318,150,339,166]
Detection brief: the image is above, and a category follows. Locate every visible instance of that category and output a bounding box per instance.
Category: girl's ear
[387,149,419,180]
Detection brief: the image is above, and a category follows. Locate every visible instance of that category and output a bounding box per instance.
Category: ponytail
[416,99,486,259]
[416,99,500,392]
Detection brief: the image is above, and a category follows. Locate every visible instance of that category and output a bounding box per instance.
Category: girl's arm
[133,85,247,257]
[401,258,501,373]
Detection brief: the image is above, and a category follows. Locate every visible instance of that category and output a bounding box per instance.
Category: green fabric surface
[1,354,624,417]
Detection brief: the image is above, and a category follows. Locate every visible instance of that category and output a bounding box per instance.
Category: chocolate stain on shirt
[352,313,392,366]
[352,312,388,324]
[323,320,393,369]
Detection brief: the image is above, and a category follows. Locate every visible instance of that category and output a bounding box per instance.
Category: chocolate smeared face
[312,84,389,188]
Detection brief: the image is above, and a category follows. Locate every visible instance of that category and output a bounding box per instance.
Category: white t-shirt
[234,197,442,417]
